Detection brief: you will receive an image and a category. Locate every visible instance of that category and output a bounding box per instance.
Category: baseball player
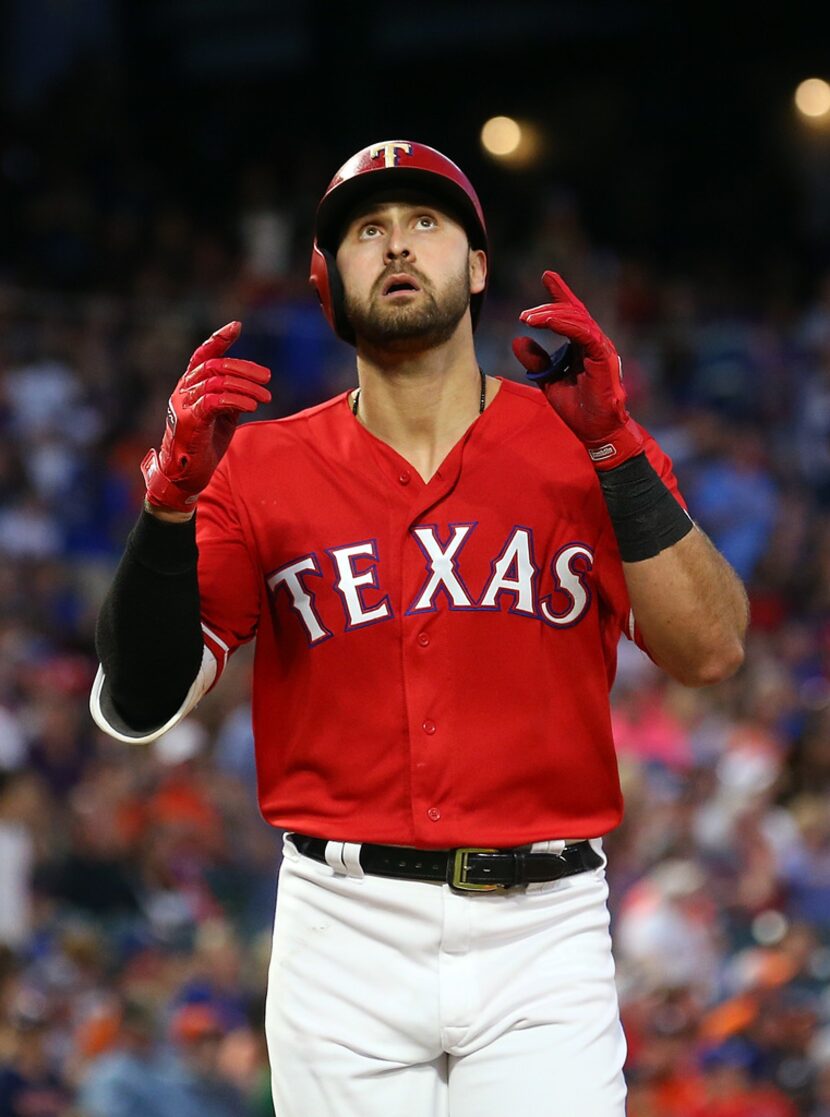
[91,140,749,1116]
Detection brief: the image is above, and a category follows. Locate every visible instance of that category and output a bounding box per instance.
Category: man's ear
[469,248,487,295]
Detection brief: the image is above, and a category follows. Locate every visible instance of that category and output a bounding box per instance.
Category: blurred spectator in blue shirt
[78,996,172,1117]
[686,421,780,582]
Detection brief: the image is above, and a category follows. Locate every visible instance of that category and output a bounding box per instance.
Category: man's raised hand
[513,271,644,470]
[141,322,271,514]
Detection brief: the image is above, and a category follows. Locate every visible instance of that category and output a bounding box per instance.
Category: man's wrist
[141,448,201,516]
[598,452,693,562]
[143,498,195,523]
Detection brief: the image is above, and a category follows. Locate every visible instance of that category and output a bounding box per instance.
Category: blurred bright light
[795,77,830,119]
[481,116,522,156]
[480,117,544,168]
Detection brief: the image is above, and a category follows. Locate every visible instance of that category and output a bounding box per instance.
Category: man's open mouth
[382,274,421,296]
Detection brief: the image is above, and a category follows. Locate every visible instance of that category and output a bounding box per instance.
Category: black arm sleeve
[95,510,204,732]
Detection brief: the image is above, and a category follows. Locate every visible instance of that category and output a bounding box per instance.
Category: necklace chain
[352,369,487,418]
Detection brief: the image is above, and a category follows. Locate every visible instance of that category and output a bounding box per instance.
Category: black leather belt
[287,833,603,893]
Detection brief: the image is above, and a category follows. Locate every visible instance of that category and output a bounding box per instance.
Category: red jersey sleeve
[639,420,687,511]
[195,456,262,687]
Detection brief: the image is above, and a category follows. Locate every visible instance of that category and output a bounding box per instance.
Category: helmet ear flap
[309,243,355,345]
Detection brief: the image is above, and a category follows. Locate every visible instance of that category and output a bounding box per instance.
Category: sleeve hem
[88,645,218,744]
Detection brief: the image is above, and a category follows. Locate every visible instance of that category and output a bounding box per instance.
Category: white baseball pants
[265,834,627,1116]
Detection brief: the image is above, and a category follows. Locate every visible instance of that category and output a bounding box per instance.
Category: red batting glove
[513,271,644,470]
[141,322,271,512]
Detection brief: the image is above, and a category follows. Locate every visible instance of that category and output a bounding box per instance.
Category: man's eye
[417,216,437,228]
[360,225,381,238]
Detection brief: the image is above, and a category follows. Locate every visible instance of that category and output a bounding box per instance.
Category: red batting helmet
[309,140,488,345]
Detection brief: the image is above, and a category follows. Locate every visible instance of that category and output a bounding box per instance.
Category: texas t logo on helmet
[368,141,414,167]
[309,139,489,345]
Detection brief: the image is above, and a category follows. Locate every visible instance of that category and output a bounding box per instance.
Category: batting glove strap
[141,448,201,513]
[584,417,646,471]
[599,452,694,562]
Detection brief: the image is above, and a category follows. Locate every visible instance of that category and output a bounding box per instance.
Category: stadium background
[2,1,830,1114]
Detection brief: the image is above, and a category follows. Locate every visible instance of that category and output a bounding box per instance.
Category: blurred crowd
[3,87,830,1117]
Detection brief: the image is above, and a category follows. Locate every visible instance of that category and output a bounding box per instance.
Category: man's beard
[344,268,471,352]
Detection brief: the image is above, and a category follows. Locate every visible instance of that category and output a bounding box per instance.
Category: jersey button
[417,632,430,647]
[427,807,441,822]
[398,470,411,485]
[422,719,436,735]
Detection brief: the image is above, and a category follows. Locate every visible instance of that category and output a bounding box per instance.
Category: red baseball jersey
[195,377,684,848]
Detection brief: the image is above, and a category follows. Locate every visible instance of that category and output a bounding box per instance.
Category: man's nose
[385,226,413,261]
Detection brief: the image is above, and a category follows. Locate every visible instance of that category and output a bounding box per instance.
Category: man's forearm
[623,525,748,686]
[96,511,204,730]
[509,273,747,688]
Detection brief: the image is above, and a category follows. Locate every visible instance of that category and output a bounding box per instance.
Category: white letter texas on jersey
[267,525,593,643]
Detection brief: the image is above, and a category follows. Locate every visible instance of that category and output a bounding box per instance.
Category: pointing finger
[540,271,588,312]
[185,321,242,374]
